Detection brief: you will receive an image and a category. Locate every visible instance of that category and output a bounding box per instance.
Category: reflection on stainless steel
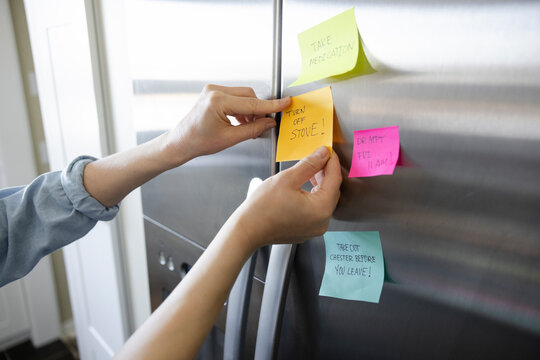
[128,0,276,358]
[281,1,540,74]
[133,80,271,96]
[329,72,540,335]
[126,1,273,82]
[144,219,266,359]
[267,1,540,359]
[138,131,273,255]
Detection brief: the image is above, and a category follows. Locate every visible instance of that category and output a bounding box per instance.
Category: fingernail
[314,146,329,158]
[280,96,291,104]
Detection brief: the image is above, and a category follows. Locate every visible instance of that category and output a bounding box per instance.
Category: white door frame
[83,0,151,331]
[23,0,129,357]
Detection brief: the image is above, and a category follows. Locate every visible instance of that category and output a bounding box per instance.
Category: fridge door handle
[224,177,265,359]
[224,251,258,360]
[254,243,297,360]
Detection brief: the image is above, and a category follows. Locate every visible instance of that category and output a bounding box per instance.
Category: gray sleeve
[0,156,119,287]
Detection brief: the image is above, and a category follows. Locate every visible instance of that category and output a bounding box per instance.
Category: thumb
[229,117,276,142]
[286,146,331,188]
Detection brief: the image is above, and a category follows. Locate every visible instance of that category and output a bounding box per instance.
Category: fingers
[203,84,256,98]
[203,84,290,119]
[228,117,276,142]
[223,95,291,116]
[316,152,342,204]
[285,146,331,188]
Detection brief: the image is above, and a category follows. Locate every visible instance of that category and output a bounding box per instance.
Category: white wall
[0,0,36,184]
[0,0,61,348]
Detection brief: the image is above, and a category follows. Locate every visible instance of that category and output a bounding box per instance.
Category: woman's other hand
[233,146,342,251]
[163,85,291,164]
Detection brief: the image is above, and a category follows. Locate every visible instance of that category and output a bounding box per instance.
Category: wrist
[224,203,274,253]
[153,130,194,170]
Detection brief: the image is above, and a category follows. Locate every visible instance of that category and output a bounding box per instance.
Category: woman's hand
[232,146,342,251]
[163,85,291,165]
[115,146,341,360]
[84,85,290,207]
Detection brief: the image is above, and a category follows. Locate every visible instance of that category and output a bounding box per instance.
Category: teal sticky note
[319,231,384,303]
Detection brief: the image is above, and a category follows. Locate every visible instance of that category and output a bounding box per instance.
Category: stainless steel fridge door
[262,1,540,359]
[144,219,266,359]
[127,1,275,358]
[128,0,275,250]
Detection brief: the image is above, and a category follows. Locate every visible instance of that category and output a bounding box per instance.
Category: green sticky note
[290,8,367,87]
[319,231,384,303]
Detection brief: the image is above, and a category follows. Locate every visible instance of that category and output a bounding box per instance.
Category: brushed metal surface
[280,72,540,348]
[144,218,225,359]
[279,239,540,359]
[134,0,275,281]
[281,1,540,77]
[136,0,540,358]
[271,1,540,358]
[138,131,272,248]
[129,0,275,248]
[138,131,272,281]
[144,219,266,359]
[144,219,221,321]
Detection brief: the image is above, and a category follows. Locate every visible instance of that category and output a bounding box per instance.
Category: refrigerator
[133,1,540,359]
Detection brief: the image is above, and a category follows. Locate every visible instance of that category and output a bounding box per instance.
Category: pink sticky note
[349,126,400,177]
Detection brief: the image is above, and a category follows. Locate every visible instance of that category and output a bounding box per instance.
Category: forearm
[116,212,257,360]
[114,147,340,359]
[82,86,289,208]
[83,132,189,207]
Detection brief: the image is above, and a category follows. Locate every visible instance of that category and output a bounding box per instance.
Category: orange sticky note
[276,87,333,162]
